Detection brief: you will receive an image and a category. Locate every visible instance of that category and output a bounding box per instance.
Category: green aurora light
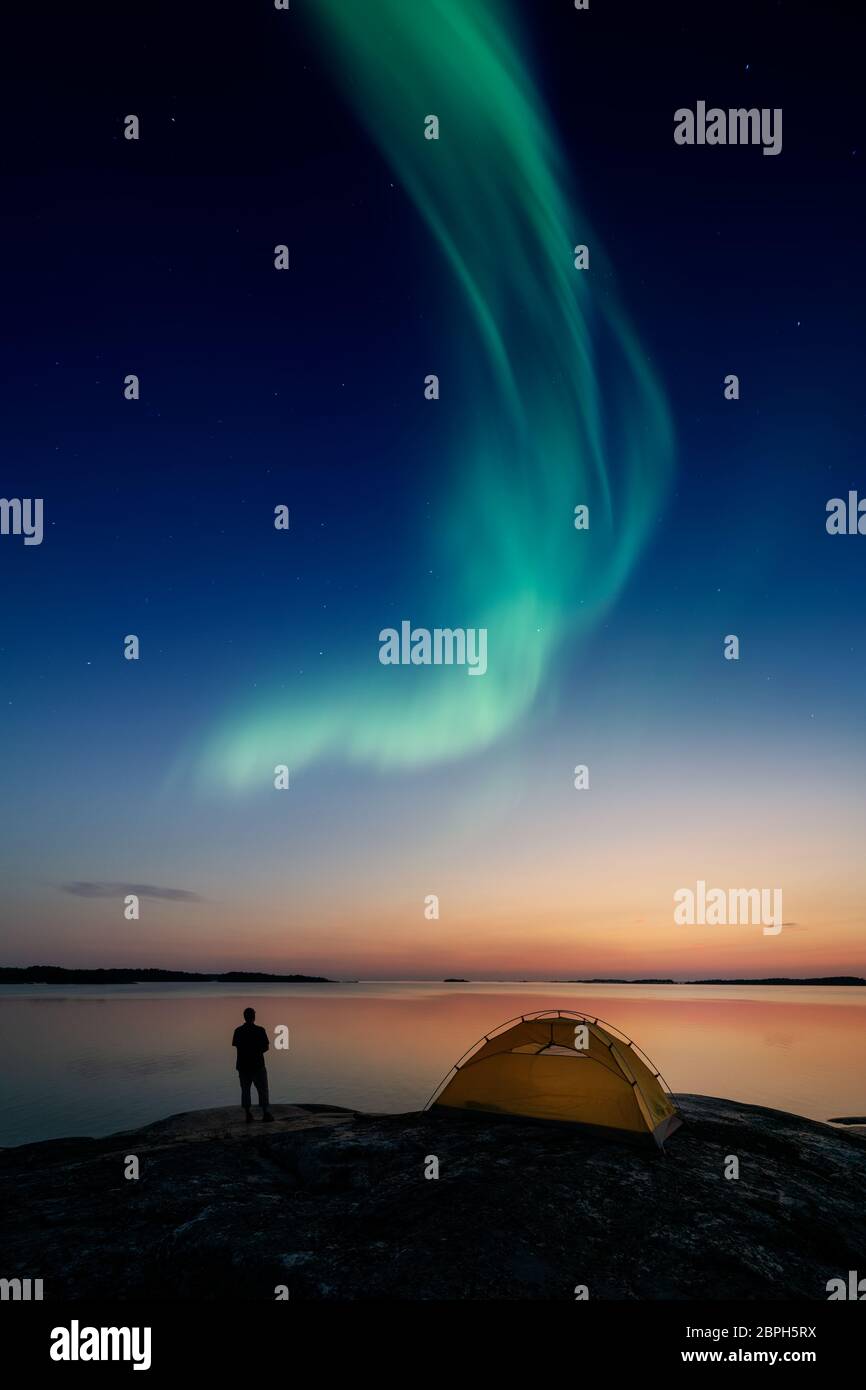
[194,0,674,788]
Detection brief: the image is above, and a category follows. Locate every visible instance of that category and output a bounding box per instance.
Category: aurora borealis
[195,0,674,788]
[1,0,865,980]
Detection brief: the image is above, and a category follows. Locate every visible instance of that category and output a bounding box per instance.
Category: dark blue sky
[1,0,864,977]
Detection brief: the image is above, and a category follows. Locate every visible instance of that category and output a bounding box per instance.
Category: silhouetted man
[232,1007,274,1122]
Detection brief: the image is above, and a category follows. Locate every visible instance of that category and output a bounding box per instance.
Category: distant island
[1,968,862,988]
[559,977,866,987]
[560,978,677,985]
[0,967,336,985]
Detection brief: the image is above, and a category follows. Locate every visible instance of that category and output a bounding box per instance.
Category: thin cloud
[59,881,203,903]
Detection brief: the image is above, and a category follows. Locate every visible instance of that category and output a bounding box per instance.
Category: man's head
[243,1007,256,1022]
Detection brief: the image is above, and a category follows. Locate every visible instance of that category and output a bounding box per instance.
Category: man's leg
[255,1065,273,1120]
[239,1070,254,1119]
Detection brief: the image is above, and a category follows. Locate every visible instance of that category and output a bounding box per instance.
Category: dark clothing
[232,1021,269,1072]
[238,1063,269,1110]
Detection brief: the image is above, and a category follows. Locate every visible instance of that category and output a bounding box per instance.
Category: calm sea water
[1,981,864,1147]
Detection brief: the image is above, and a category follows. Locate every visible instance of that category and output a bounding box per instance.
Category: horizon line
[1,965,864,987]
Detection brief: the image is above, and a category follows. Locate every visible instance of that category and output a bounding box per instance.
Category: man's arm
[259,1026,269,1055]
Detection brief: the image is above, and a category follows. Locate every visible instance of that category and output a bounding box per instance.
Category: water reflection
[0,982,863,1145]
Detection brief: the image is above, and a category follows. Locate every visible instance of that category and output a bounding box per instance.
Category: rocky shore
[2,1095,863,1300]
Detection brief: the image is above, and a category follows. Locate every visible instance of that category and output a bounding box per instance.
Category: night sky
[1,0,864,978]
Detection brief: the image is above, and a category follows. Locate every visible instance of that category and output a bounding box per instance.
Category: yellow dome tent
[425,1009,682,1148]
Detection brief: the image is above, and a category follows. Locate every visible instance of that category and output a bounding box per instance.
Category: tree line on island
[0,967,862,986]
